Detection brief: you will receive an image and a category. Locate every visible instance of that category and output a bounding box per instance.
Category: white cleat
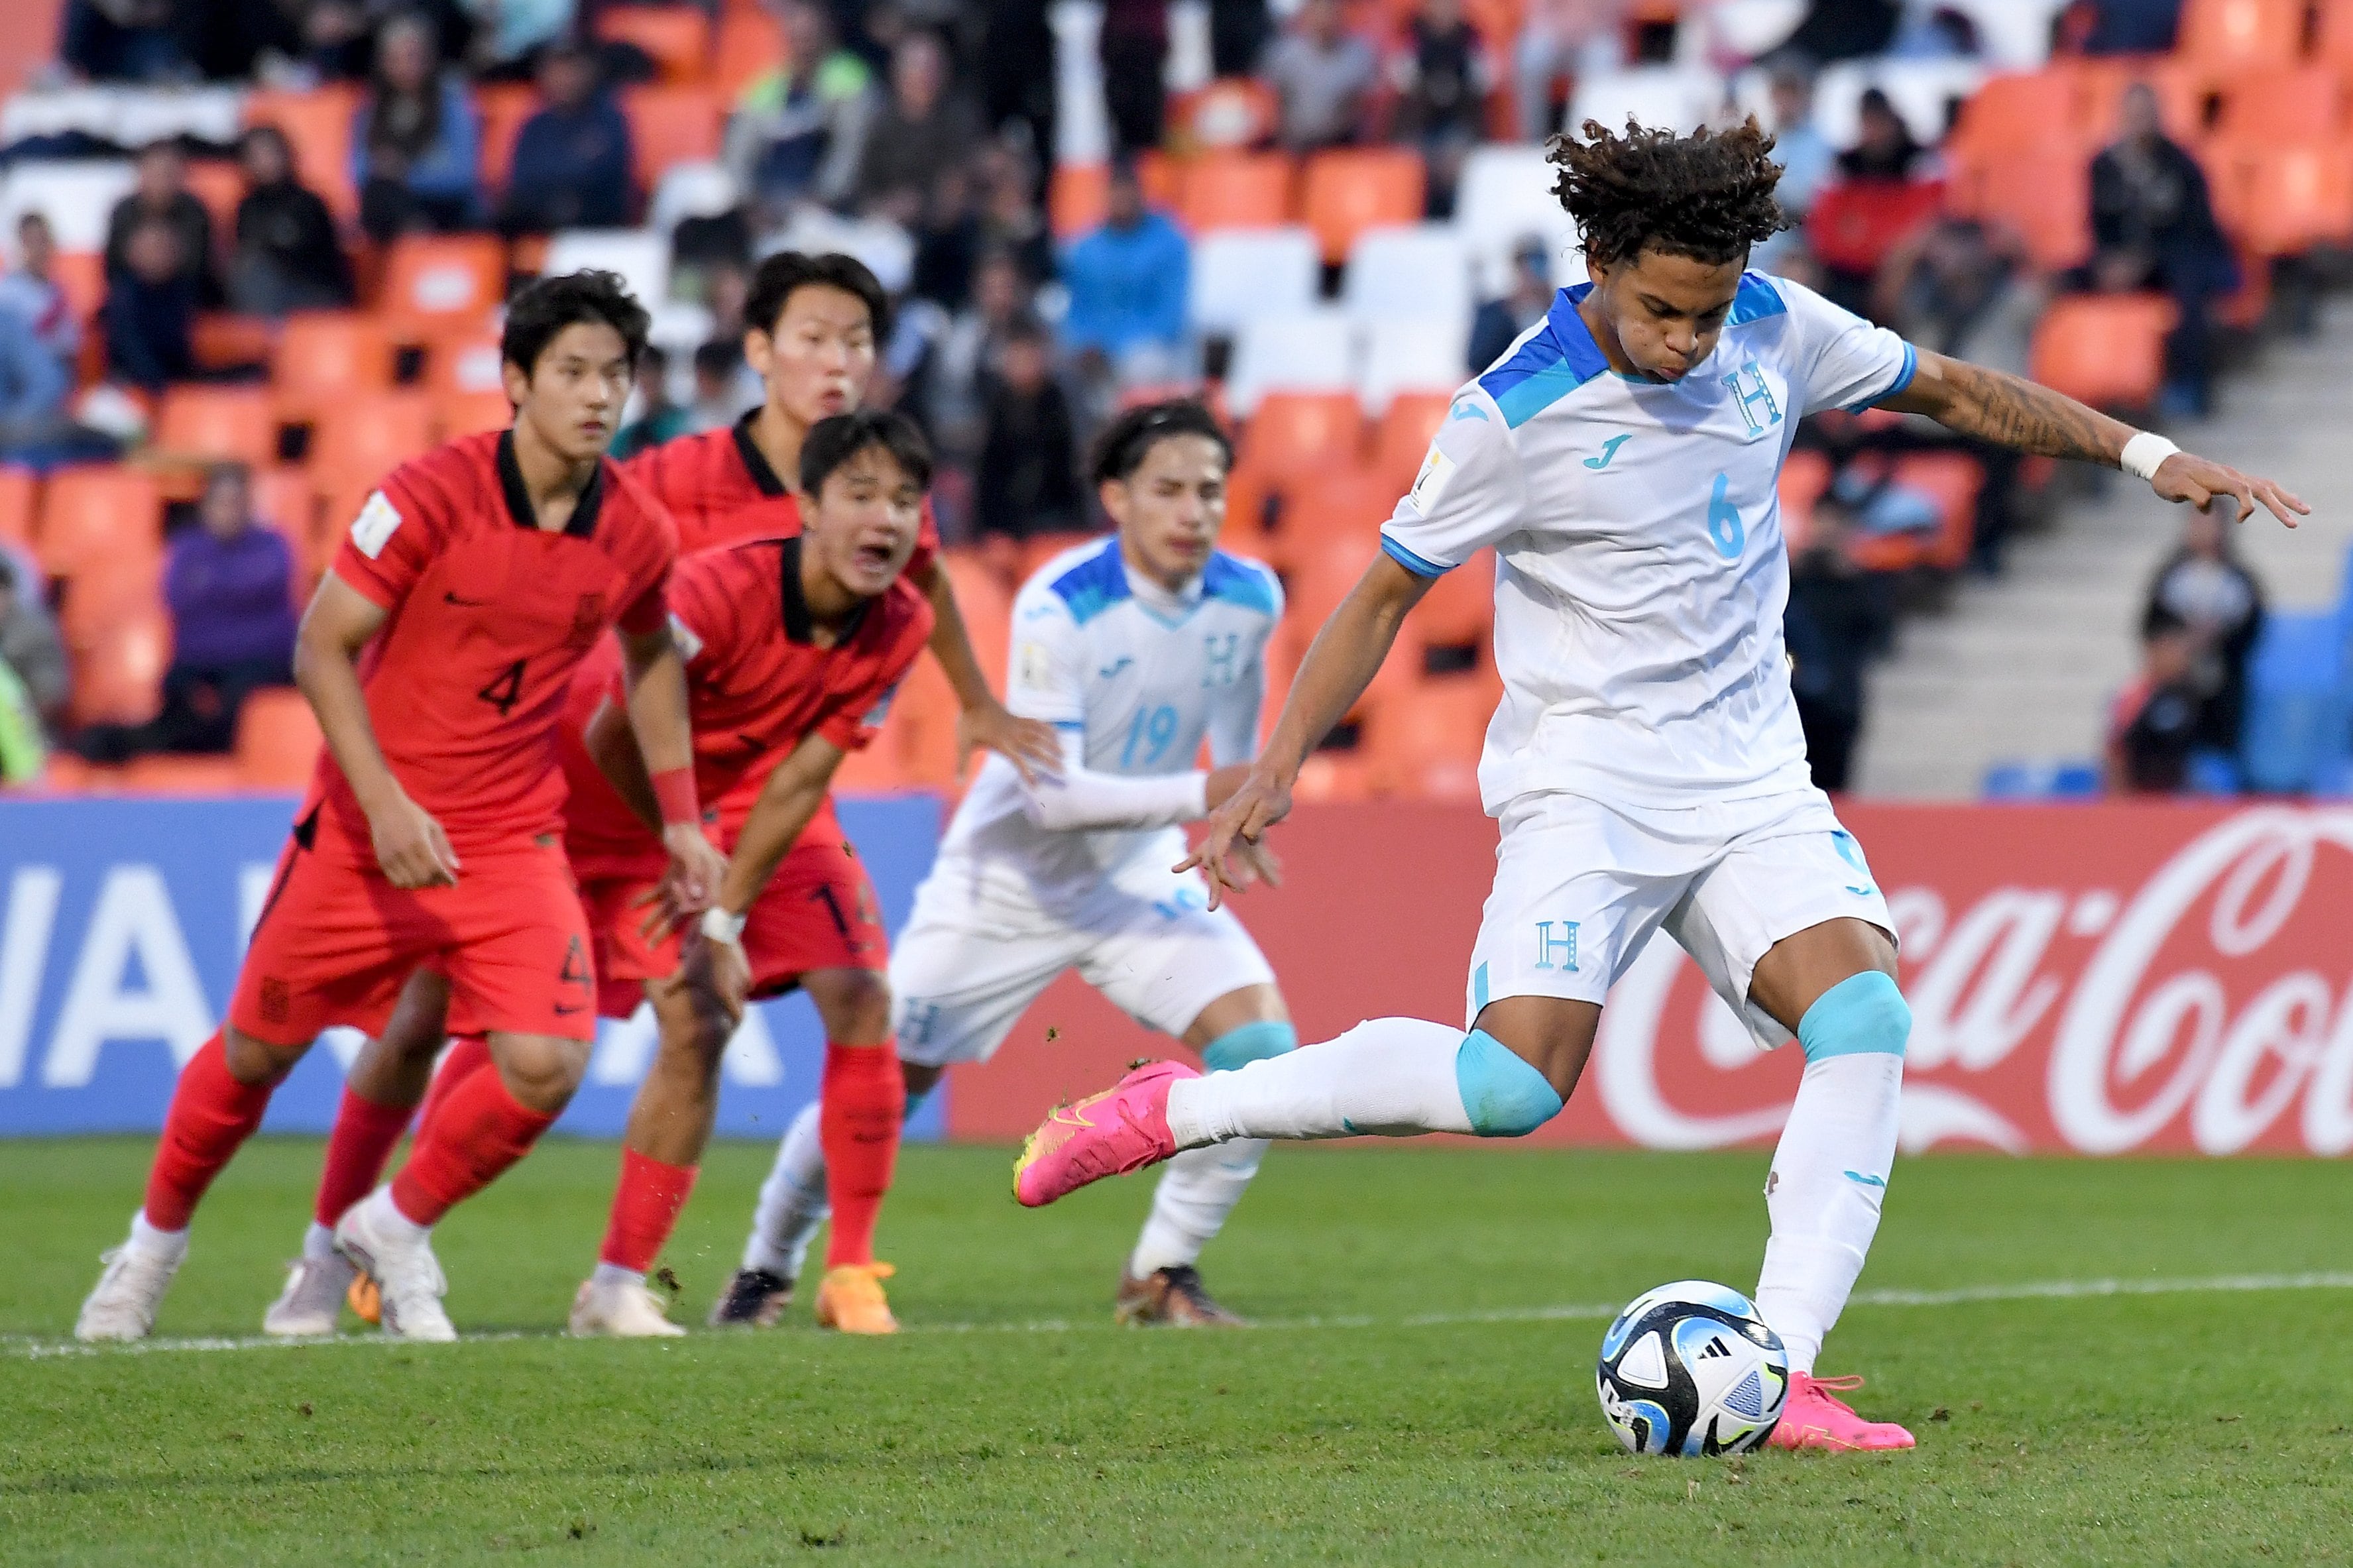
[262,1253,359,1337]
[75,1244,181,1343]
[333,1200,456,1343]
[569,1276,688,1338]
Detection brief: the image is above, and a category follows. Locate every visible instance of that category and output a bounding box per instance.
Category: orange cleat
[1766,1373,1917,1451]
[813,1262,899,1335]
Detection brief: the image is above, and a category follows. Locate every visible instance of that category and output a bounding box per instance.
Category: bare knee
[805,968,893,1046]
[1469,995,1601,1102]
[221,1026,305,1087]
[650,978,734,1072]
[488,1033,589,1114]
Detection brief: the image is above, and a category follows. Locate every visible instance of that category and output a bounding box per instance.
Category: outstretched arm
[1881,350,2308,527]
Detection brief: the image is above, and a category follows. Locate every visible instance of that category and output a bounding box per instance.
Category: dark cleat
[1115,1264,1247,1327]
[709,1267,795,1327]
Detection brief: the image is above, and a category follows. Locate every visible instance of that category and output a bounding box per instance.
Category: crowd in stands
[0,0,2345,799]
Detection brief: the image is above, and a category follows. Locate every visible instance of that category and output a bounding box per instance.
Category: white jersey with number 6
[1380,271,1916,813]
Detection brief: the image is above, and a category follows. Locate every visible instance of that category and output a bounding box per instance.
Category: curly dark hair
[1549,117,1790,270]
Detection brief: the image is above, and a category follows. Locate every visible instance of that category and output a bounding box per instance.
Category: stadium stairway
[1853,299,2353,799]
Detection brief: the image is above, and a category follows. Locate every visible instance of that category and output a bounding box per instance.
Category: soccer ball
[1595,1280,1789,1456]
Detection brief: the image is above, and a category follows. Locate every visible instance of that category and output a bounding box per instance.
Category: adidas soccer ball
[1595,1280,1789,1457]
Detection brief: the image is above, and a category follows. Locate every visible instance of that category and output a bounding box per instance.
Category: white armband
[700,907,746,948]
[2120,431,2180,484]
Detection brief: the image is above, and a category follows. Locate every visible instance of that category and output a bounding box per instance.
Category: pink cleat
[1766,1373,1917,1452]
[1012,1060,1198,1207]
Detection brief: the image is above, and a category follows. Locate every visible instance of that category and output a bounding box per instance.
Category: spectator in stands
[229,125,355,316]
[1263,0,1379,151]
[75,463,296,764]
[470,0,575,80]
[0,300,78,462]
[1513,0,1624,142]
[0,545,67,779]
[911,247,1029,465]
[1389,0,1494,218]
[1768,0,1901,66]
[352,9,485,243]
[2140,503,2264,756]
[974,315,1083,551]
[2105,618,2202,793]
[2069,0,2183,55]
[59,0,197,83]
[1836,88,1923,182]
[500,36,635,236]
[2086,82,2233,417]
[612,346,691,459]
[1059,162,1188,390]
[980,0,1058,173]
[1766,66,1834,219]
[105,140,217,307]
[687,339,750,431]
[1100,0,1173,156]
[976,141,1056,287]
[0,214,84,368]
[724,0,876,218]
[1467,235,1554,372]
[99,214,196,391]
[1785,498,1892,791]
[857,29,984,224]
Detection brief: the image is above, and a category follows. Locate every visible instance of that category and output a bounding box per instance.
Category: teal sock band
[1200,1019,1296,1074]
[1453,1029,1564,1137]
[1795,971,1911,1063]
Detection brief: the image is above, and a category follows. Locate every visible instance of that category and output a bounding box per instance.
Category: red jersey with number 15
[560,534,933,874]
[312,429,677,861]
[623,411,940,575]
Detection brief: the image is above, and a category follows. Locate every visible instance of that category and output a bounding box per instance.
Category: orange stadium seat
[1947,70,2079,155]
[183,159,245,235]
[235,687,324,789]
[48,249,103,327]
[117,754,245,795]
[1050,163,1110,239]
[36,467,162,579]
[437,388,514,439]
[1945,145,2093,270]
[1777,447,1833,555]
[378,235,508,329]
[1405,549,1493,650]
[2215,66,2350,140]
[2073,58,2212,142]
[939,552,1011,693]
[311,392,437,491]
[1300,148,1426,263]
[2207,139,2353,255]
[1367,674,1499,801]
[252,465,325,591]
[67,603,170,728]
[272,311,402,422]
[599,5,713,82]
[242,86,361,219]
[1019,531,1104,585]
[712,6,787,103]
[2177,0,2307,70]
[192,313,275,372]
[154,386,280,468]
[60,542,163,646]
[1371,390,1451,492]
[1177,152,1296,231]
[429,325,508,396]
[622,85,725,190]
[0,468,36,550]
[1237,393,1365,490]
[476,82,538,192]
[1269,469,1394,563]
[2030,294,2177,409]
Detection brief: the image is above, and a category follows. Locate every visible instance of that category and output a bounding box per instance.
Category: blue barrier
[0,793,943,1141]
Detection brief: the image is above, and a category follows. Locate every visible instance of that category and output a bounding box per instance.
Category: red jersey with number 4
[559,533,933,872]
[623,412,940,576]
[314,429,676,860]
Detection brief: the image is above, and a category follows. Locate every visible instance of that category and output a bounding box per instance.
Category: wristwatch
[700,907,746,948]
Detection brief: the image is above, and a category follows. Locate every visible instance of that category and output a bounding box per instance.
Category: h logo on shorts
[1533,920,1579,972]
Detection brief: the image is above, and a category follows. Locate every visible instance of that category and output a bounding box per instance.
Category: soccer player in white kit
[720,401,1298,1326]
[1010,121,2306,1444]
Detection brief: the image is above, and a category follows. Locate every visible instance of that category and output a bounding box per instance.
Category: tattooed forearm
[1886,353,2136,467]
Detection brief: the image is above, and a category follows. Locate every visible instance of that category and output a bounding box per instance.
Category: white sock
[1752,1052,1904,1375]
[1165,1018,1474,1145]
[128,1212,188,1262]
[302,1221,339,1262]
[1129,1138,1269,1276]
[591,1260,645,1290]
[369,1185,433,1243]
[741,1101,829,1278]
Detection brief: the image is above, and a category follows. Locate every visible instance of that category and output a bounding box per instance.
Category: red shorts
[577,832,889,1019]
[231,822,596,1046]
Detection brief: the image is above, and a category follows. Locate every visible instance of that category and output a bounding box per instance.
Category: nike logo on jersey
[1098,657,1133,679]
[1583,435,1631,470]
[443,590,490,607]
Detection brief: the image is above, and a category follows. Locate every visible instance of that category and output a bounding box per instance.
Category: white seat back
[544,229,671,308]
[1359,315,1469,414]
[1223,309,1357,415]
[1188,225,1320,337]
[0,160,137,262]
[1342,223,1473,331]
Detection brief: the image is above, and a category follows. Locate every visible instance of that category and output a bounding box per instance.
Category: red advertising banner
[944,801,2353,1156]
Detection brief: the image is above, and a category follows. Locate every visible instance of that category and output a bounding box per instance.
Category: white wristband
[699,907,746,948]
[2120,431,2179,483]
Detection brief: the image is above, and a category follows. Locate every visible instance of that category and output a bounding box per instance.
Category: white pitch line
[9,1271,2353,1361]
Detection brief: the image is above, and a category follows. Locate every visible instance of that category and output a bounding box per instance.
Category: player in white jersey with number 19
[1011,121,2306,1444]
[722,400,1296,1326]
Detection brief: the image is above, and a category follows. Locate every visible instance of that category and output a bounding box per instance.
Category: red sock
[416,1034,493,1128]
[388,1059,556,1227]
[598,1148,699,1272]
[143,1031,274,1232]
[314,1087,414,1228]
[819,1041,904,1269]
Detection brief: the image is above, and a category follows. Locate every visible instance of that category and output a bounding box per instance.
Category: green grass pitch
[3,1137,2350,1565]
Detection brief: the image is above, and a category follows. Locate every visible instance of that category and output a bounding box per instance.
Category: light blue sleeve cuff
[1381,534,1454,578]
[1846,341,1918,414]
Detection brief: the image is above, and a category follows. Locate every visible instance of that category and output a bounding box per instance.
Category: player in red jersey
[272,412,938,1339]
[76,272,727,1344]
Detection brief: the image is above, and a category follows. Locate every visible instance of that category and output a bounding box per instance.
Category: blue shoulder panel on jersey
[1477,286,1609,429]
[1047,538,1130,625]
[1726,272,1789,325]
[1201,551,1279,615]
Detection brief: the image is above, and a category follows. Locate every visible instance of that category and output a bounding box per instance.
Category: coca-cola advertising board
[943,800,2353,1156]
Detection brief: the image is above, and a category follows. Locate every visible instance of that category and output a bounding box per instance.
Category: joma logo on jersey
[1721,362,1783,434]
[1533,920,1579,972]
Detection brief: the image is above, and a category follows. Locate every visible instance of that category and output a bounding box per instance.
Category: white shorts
[1465,786,1894,1050]
[889,860,1277,1070]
